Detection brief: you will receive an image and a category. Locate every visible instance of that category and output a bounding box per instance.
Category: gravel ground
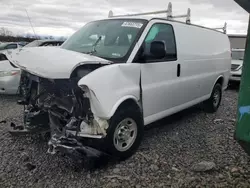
[1,87,250,188]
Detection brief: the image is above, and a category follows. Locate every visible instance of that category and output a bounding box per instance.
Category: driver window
[140,23,177,62]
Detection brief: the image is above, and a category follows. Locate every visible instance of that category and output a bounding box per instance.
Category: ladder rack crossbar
[110,10,169,18]
[171,15,188,18]
[108,2,226,33]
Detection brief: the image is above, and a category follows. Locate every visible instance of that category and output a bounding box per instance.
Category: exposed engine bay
[13,64,110,159]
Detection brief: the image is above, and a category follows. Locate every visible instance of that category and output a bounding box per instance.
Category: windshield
[61,19,147,61]
[24,40,43,47]
[232,50,245,60]
[0,43,8,51]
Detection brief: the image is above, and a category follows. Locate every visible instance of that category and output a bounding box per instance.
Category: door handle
[177,64,181,77]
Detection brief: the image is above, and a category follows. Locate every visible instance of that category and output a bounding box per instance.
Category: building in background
[228,34,247,49]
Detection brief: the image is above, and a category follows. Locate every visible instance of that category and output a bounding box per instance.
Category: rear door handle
[177,64,181,77]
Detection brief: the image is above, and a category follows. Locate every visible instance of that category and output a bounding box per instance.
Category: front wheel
[203,83,222,113]
[102,106,144,160]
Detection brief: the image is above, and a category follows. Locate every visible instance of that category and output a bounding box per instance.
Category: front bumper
[9,121,109,167]
[48,136,104,159]
[0,73,20,94]
[8,107,108,162]
[230,70,242,82]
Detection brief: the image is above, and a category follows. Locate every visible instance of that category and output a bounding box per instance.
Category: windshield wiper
[86,36,102,55]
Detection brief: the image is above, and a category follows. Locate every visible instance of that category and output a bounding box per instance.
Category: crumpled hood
[5,47,110,79]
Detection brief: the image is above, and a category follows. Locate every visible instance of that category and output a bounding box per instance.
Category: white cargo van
[6,3,231,160]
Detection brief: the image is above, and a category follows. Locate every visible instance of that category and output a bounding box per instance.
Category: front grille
[231,64,240,71]
[37,78,74,106]
[38,78,55,94]
[38,78,75,98]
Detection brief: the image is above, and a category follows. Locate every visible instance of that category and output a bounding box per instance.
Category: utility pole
[25,9,38,39]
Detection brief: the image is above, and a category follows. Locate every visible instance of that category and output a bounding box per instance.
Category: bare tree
[0,27,13,36]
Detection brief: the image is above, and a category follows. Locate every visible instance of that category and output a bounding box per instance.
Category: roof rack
[108,2,191,24]
[211,22,227,34]
[108,2,227,34]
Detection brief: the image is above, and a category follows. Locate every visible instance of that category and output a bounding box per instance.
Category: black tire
[204,83,222,113]
[101,105,144,160]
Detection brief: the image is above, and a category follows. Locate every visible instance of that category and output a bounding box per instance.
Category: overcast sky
[0,0,248,37]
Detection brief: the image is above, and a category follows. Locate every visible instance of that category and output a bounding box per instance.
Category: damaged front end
[10,71,50,134]
[12,67,109,159]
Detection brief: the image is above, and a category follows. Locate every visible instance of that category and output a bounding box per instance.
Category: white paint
[78,63,141,119]
[230,48,244,81]
[5,47,110,79]
[230,59,243,81]
[127,19,230,125]
[5,18,231,128]
[0,59,20,94]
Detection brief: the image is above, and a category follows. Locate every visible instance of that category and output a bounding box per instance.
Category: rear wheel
[102,105,144,160]
[204,83,222,113]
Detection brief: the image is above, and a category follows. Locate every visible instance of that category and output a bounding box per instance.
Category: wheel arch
[216,76,224,86]
[108,96,142,119]
[210,75,224,95]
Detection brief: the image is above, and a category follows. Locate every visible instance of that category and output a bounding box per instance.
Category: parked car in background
[230,48,245,82]
[0,43,22,94]
[18,41,29,47]
[24,39,64,47]
[0,53,20,94]
[0,40,64,94]
[0,42,22,52]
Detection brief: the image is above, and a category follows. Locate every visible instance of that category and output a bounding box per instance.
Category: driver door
[138,22,181,124]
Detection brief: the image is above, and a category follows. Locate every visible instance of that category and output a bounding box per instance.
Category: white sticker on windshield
[112,53,121,57]
[121,22,143,28]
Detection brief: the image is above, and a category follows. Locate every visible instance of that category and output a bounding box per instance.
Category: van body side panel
[138,21,202,122]
[77,63,141,119]
[83,19,231,124]
[127,20,231,125]
[173,22,231,98]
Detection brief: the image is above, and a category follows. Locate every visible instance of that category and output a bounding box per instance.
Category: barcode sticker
[121,22,143,28]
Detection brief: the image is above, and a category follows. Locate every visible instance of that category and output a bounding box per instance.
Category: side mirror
[150,41,166,59]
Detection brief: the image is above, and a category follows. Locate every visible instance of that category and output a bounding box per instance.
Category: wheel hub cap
[113,118,138,152]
